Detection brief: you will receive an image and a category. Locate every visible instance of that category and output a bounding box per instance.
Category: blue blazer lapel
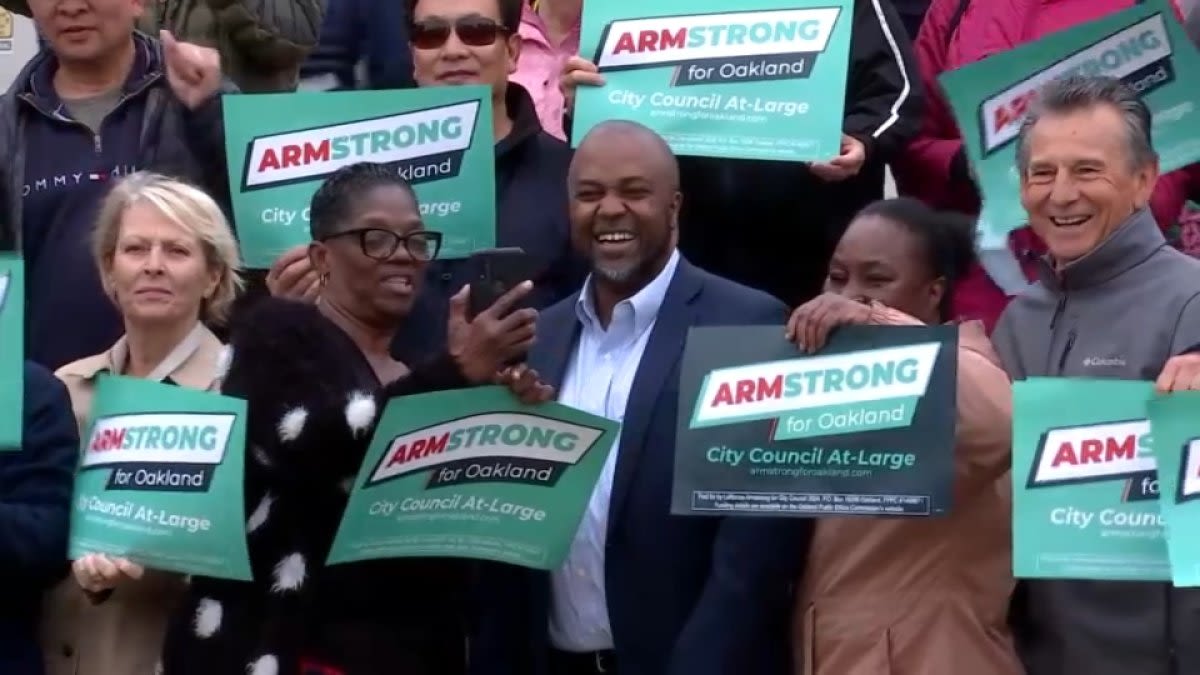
[607,259,704,535]
[530,295,582,391]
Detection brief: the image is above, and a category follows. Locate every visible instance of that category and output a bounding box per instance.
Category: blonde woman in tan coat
[41,172,242,675]
[785,198,1021,675]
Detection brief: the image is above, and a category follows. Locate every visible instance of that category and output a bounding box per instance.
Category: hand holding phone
[467,247,541,319]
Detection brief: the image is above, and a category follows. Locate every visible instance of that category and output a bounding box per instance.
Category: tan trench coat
[792,306,1022,675]
[41,325,225,675]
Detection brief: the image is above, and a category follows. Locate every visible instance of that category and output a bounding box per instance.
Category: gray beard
[593,258,639,284]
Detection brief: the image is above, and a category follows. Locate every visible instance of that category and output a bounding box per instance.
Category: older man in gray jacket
[993,74,1200,675]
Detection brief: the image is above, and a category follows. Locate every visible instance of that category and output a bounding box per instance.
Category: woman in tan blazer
[42,172,243,675]
[786,198,1021,675]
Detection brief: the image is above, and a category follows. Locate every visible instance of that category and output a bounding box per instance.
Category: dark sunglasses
[410,16,511,49]
[319,228,443,262]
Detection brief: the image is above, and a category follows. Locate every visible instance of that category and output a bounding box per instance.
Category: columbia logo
[1083,356,1127,367]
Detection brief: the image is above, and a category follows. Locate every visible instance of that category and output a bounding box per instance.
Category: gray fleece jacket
[993,207,1200,675]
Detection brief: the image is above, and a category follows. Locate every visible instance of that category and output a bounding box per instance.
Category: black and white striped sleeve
[842,0,925,163]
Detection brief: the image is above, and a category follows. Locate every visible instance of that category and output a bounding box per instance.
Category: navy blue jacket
[300,0,414,90]
[0,33,231,371]
[470,258,812,675]
[391,84,586,360]
[0,362,79,674]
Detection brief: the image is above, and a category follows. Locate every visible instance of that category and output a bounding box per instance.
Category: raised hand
[160,30,222,110]
[560,56,605,115]
[785,292,874,353]
[266,245,320,302]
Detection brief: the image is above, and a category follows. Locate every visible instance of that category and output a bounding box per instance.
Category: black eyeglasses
[320,228,443,262]
[410,16,511,49]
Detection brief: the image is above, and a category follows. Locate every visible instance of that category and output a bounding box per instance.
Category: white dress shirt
[548,250,681,652]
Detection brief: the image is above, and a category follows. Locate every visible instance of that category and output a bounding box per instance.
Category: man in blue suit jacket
[471,120,812,675]
[0,362,80,673]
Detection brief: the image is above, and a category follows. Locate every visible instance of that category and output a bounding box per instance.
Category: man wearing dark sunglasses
[271,0,583,360]
[385,0,586,362]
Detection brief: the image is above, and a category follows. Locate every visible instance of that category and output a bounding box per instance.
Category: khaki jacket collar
[57,323,224,390]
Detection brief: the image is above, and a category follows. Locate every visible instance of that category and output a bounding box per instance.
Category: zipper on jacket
[1056,329,1077,373]
[94,75,160,154]
[21,72,160,158]
[1046,278,1070,374]
[1050,294,1067,330]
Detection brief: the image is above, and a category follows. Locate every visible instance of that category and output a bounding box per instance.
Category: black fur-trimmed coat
[161,298,474,675]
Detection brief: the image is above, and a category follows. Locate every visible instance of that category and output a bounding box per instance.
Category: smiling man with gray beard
[469,119,812,675]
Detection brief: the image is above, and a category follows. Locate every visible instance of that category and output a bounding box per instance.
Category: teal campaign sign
[939,0,1200,249]
[1013,378,1166,581]
[0,256,22,451]
[1147,392,1200,586]
[574,0,853,160]
[672,325,958,517]
[328,387,619,569]
[68,375,251,580]
[223,86,497,268]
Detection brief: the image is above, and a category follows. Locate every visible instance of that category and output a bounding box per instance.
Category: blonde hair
[93,172,244,325]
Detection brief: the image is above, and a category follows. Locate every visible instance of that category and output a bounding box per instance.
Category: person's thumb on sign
[560,56,605,115]
[809,134,867,182]
[160,30,222,110]
[73,553,145,593]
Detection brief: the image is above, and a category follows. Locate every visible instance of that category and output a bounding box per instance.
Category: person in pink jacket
[511,0,579,141]
[892,0,1200,333]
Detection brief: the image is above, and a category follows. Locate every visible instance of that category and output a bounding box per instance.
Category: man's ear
[1133,158,1160,209]
[928,275,947,321]
[308,241,328,277]
[506,33,522,76]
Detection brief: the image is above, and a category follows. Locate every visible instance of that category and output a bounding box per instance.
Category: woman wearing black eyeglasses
[160,161,553,675]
